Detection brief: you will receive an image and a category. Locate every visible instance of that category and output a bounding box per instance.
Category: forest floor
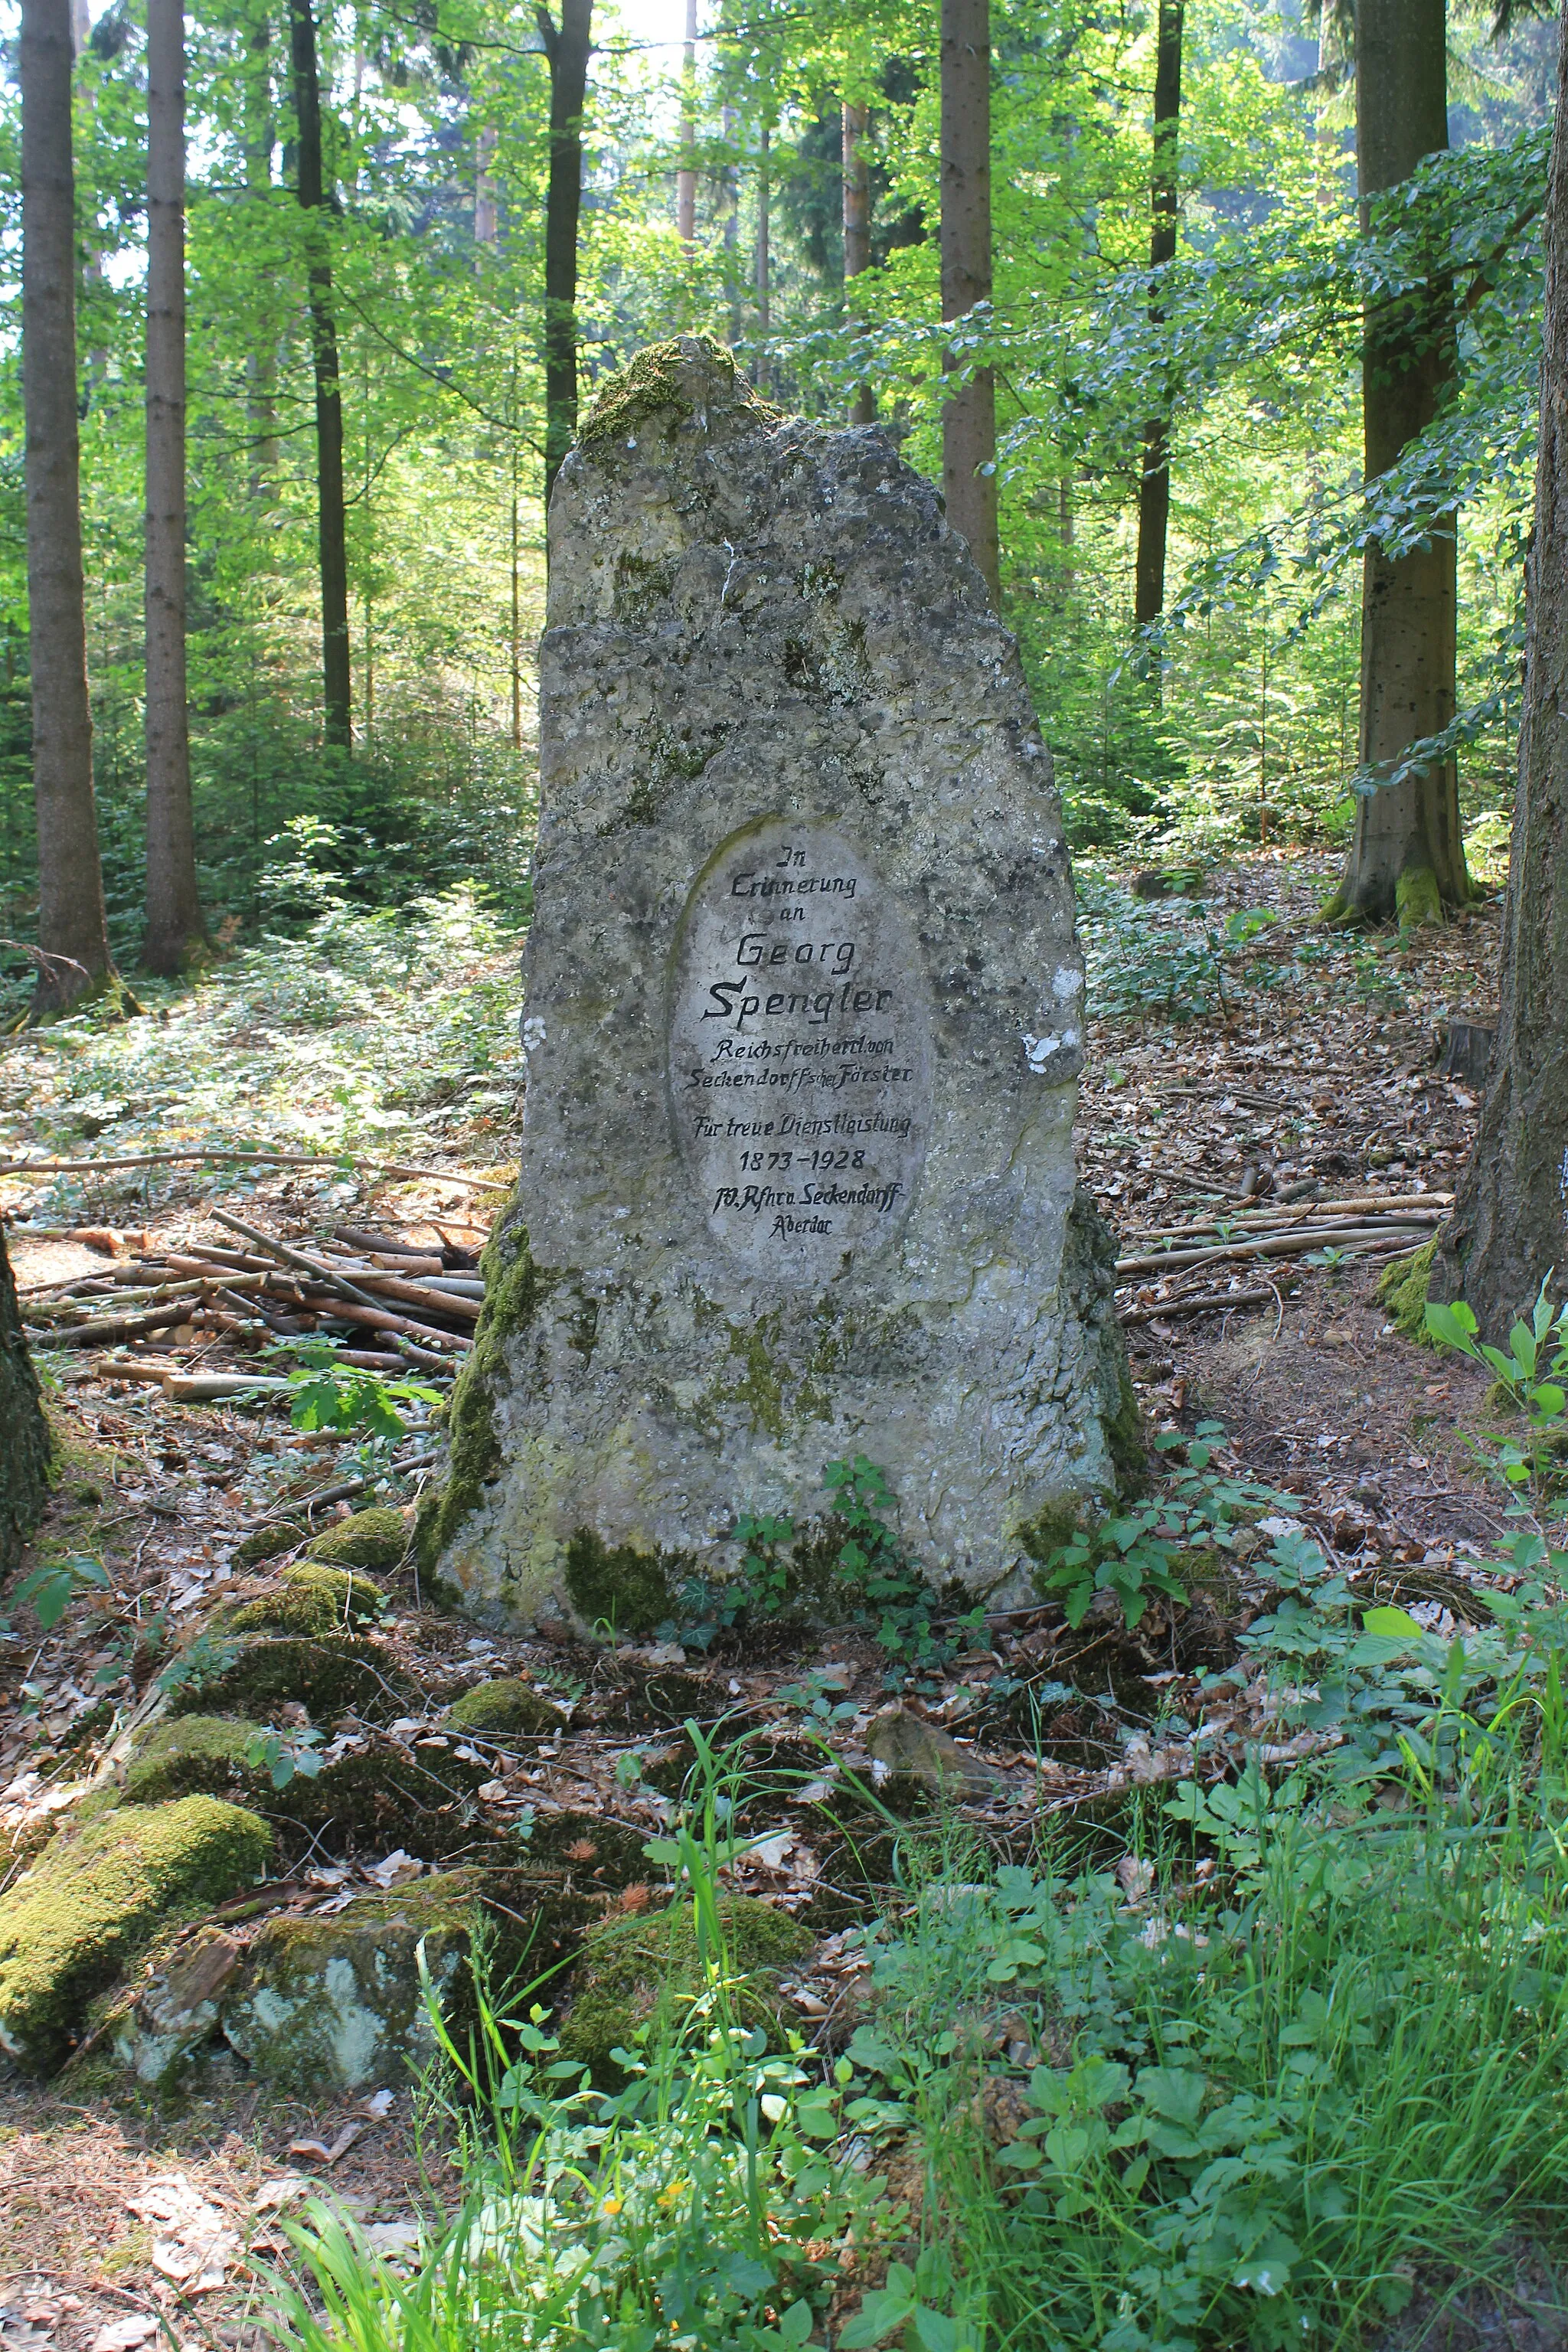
[0,851,1536,2352]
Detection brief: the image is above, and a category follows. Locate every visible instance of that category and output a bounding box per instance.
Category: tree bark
[1433,0,1568,1337]
[755,119,770,389]
[21,0,113,1014]
[675,0,697,250]
[243,8,279,504]
[843,100,874,424]
[1325,0,1472,926]
[537,0,592,511]
[289,0,351,747]
[1134,0,1183,629]
[940,0,999,603]
[0,1228,53,1579]
[475,120,498,253]
[143,0,207,977]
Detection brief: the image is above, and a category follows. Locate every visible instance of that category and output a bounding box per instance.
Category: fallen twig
[1119,1285,1273,1327]
[1116,1220,1436,1277]
[0,1145,513,1188]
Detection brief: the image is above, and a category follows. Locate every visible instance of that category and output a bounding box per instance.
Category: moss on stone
[564,1528,681,1636]
[123,1716,265,1805]
[169,1634,412,1724]
[557,1895,812,2082]
[446,1677,563,1736]
[305,1509,407,1572]
[1395,866,1443,930]
[0,1797,272,2075]
[232,1521,308,1570]
[1104,1351,1148,1494]
[525,1809,653,1887]
[416,1214,551,1576]
[1377,1240,1439,1344]
[577,337,782,452]
[227,1561,387,1637]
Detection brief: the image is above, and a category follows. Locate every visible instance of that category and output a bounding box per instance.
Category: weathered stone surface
[424,336,1128,1624]
[113,1928,245,2085]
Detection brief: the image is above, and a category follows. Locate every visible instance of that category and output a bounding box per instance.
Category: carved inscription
[669,819,933,1280]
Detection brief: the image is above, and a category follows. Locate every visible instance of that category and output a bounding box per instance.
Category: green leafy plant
[1426,1282,1568,1503]
[1034,1422,1274,1629]
[279,1345,442,1444]
[6,1552,111,1634]
[243,1724,326,1790]
[825,1456,981,1670]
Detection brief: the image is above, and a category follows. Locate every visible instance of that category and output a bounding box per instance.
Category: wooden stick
[0,1147,513,1189]
[211,1208,389,1312]
[1122,1192,1452,1243]
[1119,1286,1273,1327]
[1116,1221,1437,1278]
[338,1271,482,1321]
[38,1300,201,1348]
[296,1294,470,1350]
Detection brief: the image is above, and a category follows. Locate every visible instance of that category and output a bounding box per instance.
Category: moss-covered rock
[577,337,781,452]
[123,1715,265,1805]
[446,1677,564,1737]
[0,1797,272,2074]
[524,1808,655,1889]
[305,1508,407,1572]
[1377,1240,1438,1344]
[232,1521,308,1569]
[220,1875,479,2092]
[563,1528,680,1636]
[168,1634,414,1724]
[558,1896,812,2082]
[414,1214,546,1579]
[227,1561,387,1637]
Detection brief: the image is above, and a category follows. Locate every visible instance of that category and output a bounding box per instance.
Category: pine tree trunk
[243,9,279,504]
[21,0,113,1014]
[843,101,874,424]
[0,1227,53,1579]
[1433,3,1568,1337]
[1324,0,1472,926]
[940,0,999,603]
[143,0,207,977]
[537,0,592,511]
[289,0,351,748]
[1134,0,1183,629]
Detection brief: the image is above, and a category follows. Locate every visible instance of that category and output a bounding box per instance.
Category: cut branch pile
[17,1212,485,1394]
[1114,1191,1447,1326]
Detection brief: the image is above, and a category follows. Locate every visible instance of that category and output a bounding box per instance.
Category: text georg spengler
[669,821,933,1277]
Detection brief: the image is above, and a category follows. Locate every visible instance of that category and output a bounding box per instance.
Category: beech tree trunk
[143,0,207,976]
[675,0,696,250]
[843,101,874,424]
[1134,0,1183,628]
[940,0,999,603]
[1325,0,1471,926]
[289,0,351,747]
[0,1228,53,1579]
[537,0,592,510]
[1434,1,1568,1337]
[22,0,114,1014]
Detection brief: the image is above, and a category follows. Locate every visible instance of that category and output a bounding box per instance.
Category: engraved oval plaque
[668,818,934,1282]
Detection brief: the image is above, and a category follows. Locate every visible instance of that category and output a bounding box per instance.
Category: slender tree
[289,0,351,746]
[21,0,113,1013]
[1134,0,1183,628]
[755,119,771,388]
[939,0,999,602]
[243,5,279,504]
[537,0,593,508]
[843,100,874,423]
[1434,0,1568,1334]
[0,1228,52,1576]
[1322,0,1472,924]
[676,0,697,249]
[143,0,208,975]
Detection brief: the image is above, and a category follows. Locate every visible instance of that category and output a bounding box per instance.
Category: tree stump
[1439,1014,1495,1088]
[1,1227,54,1575]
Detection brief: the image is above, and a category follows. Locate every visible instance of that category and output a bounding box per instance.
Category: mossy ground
[557,1895,812,2082]
[564,1527,684,1636]
[231,1520,308,1569]
[122,1716,264,1805]
[446,1677,563,1736]
[226,1560,387,1636]
[0,1797,272,2074]
[168,1633,413,1723]
[305,1509,407,1572]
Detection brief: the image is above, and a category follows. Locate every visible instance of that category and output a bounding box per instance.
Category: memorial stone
[420,337,1135,1626]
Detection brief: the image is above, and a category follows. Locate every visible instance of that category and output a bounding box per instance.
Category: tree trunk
[1433,0,1568,1338]
[0,1229,53,1579]
[843,100,874,424]
[755,120,770,389]
[1134,0,1182,629]
[475,121,498,253]
[22,0,113,1015]
[142,0,207,977]
[675,0,696,250]
[537,0,592,511]
[1325,0,1471,926]
[940,0,999,603]
[243,8,279,503]
[289,0,351,748]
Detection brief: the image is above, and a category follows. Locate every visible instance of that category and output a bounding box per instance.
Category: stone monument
[419,338,1134,1627]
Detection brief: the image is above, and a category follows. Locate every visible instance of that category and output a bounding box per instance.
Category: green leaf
[1361,1605,1425,1642]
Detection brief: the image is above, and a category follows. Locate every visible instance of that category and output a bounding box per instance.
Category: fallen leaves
[126,2174,241,2292]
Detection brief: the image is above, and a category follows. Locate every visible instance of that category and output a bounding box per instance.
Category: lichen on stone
[416,1211,550,1576]
[557,1895,812,2082]
[0,1797,272,2074]
[305,1509,407,1573]
[227,1560,387,1637]
[446,1677,564,1738]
